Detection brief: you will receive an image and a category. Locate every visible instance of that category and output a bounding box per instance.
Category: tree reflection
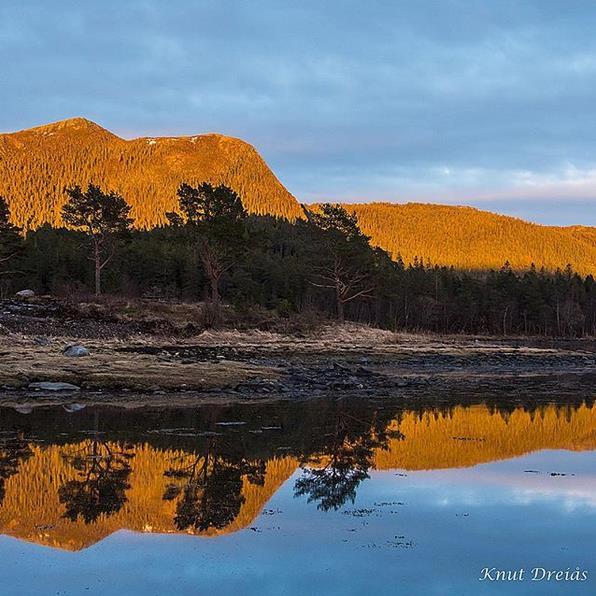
[0,432,32,505]
[295,408,402,511]
[163,437,266,532]
[58,438,134,523]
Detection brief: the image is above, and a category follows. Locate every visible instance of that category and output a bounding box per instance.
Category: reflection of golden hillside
[0,442,296,551]
[374,403,596,470]
[0,403,594,550]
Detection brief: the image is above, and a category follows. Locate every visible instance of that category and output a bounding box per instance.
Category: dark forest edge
[1,183,595,337]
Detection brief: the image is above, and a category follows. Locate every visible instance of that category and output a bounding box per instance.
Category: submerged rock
[28,381,81,392]
[63,344,90,357]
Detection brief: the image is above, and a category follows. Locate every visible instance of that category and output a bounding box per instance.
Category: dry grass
[1,323,592,398]
[0,334,277,391]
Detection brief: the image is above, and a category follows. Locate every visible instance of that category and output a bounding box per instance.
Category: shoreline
[1,322,595,407]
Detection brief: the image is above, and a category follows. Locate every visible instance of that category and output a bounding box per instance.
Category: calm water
[0,397,594,595]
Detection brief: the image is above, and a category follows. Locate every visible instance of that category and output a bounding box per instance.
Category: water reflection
[0,431,32,504]
[295,410,402,511]
[164,437,267,532]
[59,437,134,525]
[0,399,593,550]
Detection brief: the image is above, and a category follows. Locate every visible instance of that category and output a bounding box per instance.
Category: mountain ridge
[338,201,596,273]
[1,118,595,273]
[0,117,303,227]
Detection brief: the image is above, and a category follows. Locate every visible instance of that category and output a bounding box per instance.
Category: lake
[0,396,594,595]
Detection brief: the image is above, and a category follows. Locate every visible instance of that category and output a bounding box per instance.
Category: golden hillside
[1,118,595,273]
[0,117,303,228]
[343,203,596,274]
[374,402,596,470]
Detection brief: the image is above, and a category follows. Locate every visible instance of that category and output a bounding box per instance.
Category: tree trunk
[94,241,101,297]
[336,285,345,323]
[210,274,220,305]
[502,305,509,336]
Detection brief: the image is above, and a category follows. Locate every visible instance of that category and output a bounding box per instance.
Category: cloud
[1,0,596,224]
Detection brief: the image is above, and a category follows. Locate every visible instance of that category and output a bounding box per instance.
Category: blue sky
[2,1,596,225]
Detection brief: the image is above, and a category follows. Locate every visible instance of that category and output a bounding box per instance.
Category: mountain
[342,203,596,274]
[0,117,303,228]
[1,118,594,273]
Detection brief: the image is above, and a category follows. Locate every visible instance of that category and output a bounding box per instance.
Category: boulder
[63,344,90,357]
[15,289,35,299]
[28,381,81,392]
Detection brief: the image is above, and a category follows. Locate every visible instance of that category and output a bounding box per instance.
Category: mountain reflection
[0,400,593,550]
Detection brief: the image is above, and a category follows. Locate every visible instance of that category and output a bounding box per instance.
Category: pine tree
[61,184,133,296]
[0,196,23,279]
[169,183,248,319]
[308,204,375,323]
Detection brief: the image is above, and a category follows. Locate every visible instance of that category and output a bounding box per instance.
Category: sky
[1,1,596,225]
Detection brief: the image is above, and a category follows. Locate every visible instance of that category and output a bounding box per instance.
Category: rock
[63,344,90,357]
[28,381,81,392]
[63,403,86,412]
[34,336,52,346]
[14,404,33,414]
[15,289,35,299]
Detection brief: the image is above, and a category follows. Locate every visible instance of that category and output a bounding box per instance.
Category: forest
[1,182,595,338]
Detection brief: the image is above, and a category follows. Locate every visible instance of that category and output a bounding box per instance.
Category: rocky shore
[1,297,595,407]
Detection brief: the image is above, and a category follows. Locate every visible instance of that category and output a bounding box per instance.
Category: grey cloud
[1,0,596,224]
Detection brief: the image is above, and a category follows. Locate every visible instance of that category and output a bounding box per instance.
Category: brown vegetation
[0,334,278,392]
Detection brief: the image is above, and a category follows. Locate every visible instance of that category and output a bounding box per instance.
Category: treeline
[1,185,595,336]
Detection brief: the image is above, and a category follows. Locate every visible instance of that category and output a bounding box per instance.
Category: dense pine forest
[1,184,595,337]
[344,202,596,275]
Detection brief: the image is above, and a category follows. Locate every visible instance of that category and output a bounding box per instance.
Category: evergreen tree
[307,204,375,323]
[61,184,133,296]
[0,196,23,280]
[168,183,248,318]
